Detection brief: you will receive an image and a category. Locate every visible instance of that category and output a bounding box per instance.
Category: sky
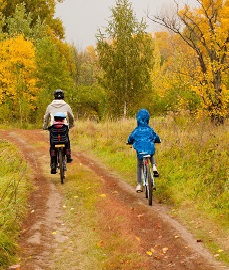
[55,0,197,50]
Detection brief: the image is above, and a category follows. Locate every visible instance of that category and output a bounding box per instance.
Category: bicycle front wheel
[58,149,65,184]
[146,163,152,205]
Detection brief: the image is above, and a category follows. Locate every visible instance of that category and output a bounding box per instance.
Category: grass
[49,159,145,269]
[70,115,229,265]
[0,139,32,269]
[49,162,107,270]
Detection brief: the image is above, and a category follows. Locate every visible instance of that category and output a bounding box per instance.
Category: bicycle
[127,143,156,205]
[140,153,155,206]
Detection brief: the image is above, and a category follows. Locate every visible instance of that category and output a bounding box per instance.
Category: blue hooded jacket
[127,109,161,160]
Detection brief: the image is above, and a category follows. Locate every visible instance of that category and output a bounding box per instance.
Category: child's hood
[136,109,150,126]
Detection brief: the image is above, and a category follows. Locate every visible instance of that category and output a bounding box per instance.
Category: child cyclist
[127,109,161,192]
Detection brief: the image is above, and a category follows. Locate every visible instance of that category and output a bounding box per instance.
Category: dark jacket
[127,109,161,160]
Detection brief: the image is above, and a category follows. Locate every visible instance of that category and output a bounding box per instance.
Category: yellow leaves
[214,249,224,257]
[217,249,224,253]
[0,34,38,106]
[2,35,35,66]
[146,246,169,258]
[146,251,153,256]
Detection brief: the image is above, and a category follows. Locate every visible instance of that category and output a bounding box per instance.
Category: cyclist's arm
[67,106,74,128]
[43,110,50,130]
[154,134,161,143]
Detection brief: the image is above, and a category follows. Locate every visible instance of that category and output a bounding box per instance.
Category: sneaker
[136,184,143,193]
[66,155,73,163]
[152,164,159,177]
[51,164,57,174]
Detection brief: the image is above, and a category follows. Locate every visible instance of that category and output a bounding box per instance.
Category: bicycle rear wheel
[146,163,152,205]
[58,149,65,184]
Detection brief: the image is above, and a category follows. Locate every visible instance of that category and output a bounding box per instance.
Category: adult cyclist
[43,89,74,174]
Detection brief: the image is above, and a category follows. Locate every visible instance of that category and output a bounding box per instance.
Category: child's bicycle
[127,143,155,206]
[140,153,155,206]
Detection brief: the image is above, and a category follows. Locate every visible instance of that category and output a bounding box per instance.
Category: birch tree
[96,0,153,117]
[149,0,229,124]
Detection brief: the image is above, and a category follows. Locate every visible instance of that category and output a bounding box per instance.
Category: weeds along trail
[3,129,65,270]
[1,129,228,270]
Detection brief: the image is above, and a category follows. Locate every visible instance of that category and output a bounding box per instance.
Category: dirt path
[2,129,228,270]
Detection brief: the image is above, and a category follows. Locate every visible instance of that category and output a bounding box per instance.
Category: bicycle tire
[58,149,65,184]
[145,172,148,199]
[146,162,152,205]
[142,165,148,198]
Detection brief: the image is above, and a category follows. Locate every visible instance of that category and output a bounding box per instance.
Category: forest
[1,1,229,268]
[1,0,229,126]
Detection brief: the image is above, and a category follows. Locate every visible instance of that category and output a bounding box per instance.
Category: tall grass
[70,115,229,263]
[0,140,32,269]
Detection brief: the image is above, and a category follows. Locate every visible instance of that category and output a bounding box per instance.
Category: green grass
[0,139,32,269]
[50,152,147,269]
[70,115,229,265]
[50,163,106,270]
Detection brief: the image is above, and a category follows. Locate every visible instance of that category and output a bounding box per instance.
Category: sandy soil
[2,129,229,270]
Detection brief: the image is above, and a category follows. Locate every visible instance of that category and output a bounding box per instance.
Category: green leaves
[97,0,153,117]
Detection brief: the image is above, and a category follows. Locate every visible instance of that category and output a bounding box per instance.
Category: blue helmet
[54,112,66,121]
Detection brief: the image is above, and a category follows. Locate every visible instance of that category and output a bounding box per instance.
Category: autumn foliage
[0,0,229,125]
[0,35,37,123]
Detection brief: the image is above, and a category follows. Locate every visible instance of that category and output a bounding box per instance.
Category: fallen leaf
[52,232,57,235]
[100,194,106,198]
[135,236,140,241]
[175,235,180,239]
[217,249,224,253]
[146,251,153,256]
[162,247,168,254]
[97,240,104,247]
